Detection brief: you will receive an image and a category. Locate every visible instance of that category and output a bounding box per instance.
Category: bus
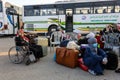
[23,0,120,35]
[0,0,22,36]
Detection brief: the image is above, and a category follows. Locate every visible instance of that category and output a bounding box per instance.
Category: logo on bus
[82,16,87,20]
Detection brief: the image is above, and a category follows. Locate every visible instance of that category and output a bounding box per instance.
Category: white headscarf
[86,32,95,38]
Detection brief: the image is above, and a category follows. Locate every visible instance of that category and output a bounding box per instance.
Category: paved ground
[0,37,120,80]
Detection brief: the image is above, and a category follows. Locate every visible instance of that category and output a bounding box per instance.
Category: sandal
[115,68,120,73]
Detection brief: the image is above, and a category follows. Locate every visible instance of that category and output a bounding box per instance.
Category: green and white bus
[0,0,22,36]
[23,0,120,35]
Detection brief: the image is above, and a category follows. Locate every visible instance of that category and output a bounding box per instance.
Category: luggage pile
[37,36,48,57]
[54,40,81,68]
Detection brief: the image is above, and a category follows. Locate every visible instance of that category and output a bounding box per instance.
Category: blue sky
[5,0,64,7]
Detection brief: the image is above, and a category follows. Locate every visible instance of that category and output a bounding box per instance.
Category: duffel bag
[56,47,79,68]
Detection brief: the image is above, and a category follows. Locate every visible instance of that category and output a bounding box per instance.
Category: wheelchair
[8,35,37,65]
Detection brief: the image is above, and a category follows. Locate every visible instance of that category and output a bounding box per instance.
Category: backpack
[104,50,118,70]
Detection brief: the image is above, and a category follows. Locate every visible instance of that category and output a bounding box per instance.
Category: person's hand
[102,57,108,64]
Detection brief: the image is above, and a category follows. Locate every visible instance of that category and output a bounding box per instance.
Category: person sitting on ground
[83,37,108,75]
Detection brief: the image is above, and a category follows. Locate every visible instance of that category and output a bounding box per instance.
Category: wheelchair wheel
[8,46,24,64]
[24,55,31,65]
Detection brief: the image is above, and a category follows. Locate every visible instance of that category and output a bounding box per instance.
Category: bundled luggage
[104,49,118,70]
[56,47,79,68]
[60,40,70,47]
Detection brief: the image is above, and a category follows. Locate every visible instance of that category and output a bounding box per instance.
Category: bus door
[6,8,20,35]
[65,9,73,32]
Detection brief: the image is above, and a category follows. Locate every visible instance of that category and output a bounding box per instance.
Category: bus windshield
[0,2,2,12]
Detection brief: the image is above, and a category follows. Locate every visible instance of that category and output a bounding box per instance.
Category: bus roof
[55,0,115,3]
[23,0,118,7]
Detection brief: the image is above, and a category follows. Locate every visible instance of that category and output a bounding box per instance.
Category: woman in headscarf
[83,38,108,75]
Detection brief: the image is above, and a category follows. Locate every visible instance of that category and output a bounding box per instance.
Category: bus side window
[42,11,45,15]
[95,9,98,14]
[29,11,34,16]
[48,11,52,15]
[36,12,39,16]
[103,9,107,13]
[87,10,90,14]
[80,10,83,14]
[111,8,115,13]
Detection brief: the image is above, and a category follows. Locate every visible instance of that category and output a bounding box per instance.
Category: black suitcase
[29,44,43,59]
[104,50,118,70]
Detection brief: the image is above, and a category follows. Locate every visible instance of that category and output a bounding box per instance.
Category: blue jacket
[83,47,107,74]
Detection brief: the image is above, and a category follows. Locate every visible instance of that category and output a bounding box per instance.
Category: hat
[86,32,95,38]
[88,38,97,44]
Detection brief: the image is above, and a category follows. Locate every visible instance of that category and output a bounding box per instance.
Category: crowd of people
[57,23,120,75]
[16,23,120,75]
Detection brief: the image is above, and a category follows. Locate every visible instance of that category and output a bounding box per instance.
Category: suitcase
[56,47,79,68]
[42,46,48,57]
[37,37,48,56]
[104,50,118,70]
[29,44,43,59]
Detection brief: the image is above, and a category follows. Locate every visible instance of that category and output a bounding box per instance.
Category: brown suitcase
[56,47,79,68]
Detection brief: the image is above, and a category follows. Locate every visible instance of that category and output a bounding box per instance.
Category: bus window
[87,10,90,14]
[108,6,114,13]
[94,6,107,14]
[28,10,34,16]
[40,9,47,16]
[66,9,72,15]
[102,6,107,13]
[115,5,120,13]
[24,6,34,16]
[33,6,40,16]
[58,9,64,15]
[103,9,106,13]
[75,8,90,14]
[47,9,56,15]
[34,9,40,16]
[79,10,83,14]
[0,2,2,12]
[95,9,98,14]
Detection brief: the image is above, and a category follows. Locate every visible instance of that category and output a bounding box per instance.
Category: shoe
[88,69,96,75]
[96,73,104,76]
[34,58,40,63]
[115,68,120,73]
